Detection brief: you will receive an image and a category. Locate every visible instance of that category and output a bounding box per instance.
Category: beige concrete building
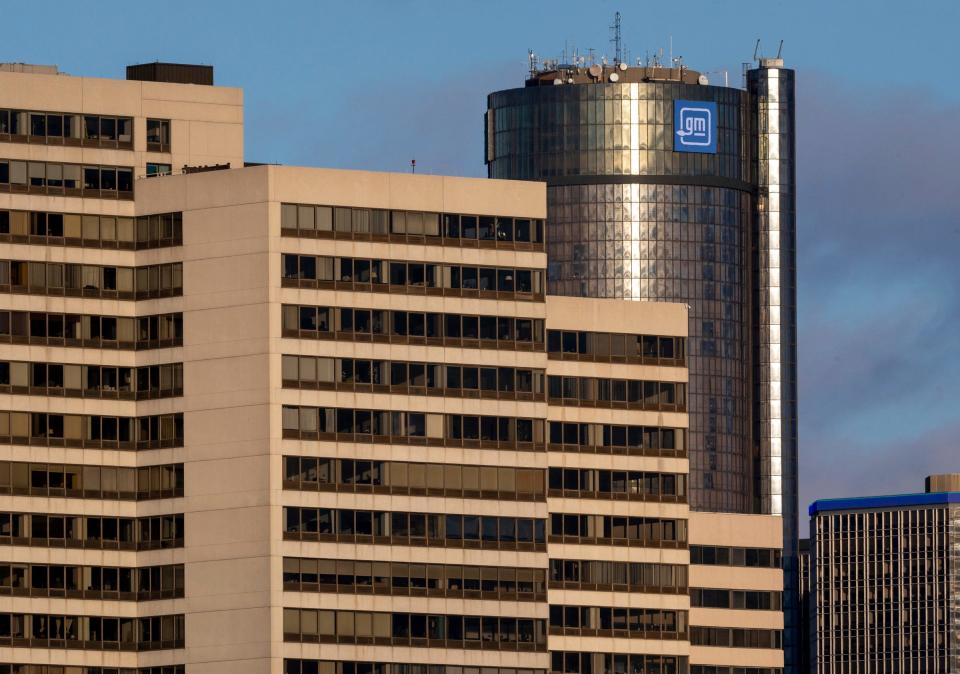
[0,63,782,674]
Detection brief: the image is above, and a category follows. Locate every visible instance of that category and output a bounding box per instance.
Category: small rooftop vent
[926,474,960,493]
[126,62,213,85]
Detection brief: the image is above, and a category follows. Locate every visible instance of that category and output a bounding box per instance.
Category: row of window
[283,557,692,608]
[547,329,684,365]
[548,422,685,455]
[281,556,691,598]
[549,558,688,593]
[0,513,184,550]
[689,545,782,568]
[282,355,544,400]
[549,653,686,674]
[690,588,782,611]
[0,159,134,198]
[0,462,183,500]
[549,513,687,547]
[284,662,543,674]
[0,412,183,449]
[548,467,686,501]
[282,405,684,455]
[282,608,545,650]
[689,626,783,649]
[547,375,685,411]
[0,210,182,249]
[282,254,544,298]
[0,666,184,674]
[0,563,183,601]
[282,507,687,548]
[0,361,183,399]
[282,456,544,500]
[690,669,782,674]
[548,605,686,639]
[0,311,183,349]
[0,110,161,149]
[0,614,184,650]
[282,557,545,600]
[281,203,544,249]
[283,305,545,349]
[282,406,543,448]
[283,507,546,548]
[0,260,182,299]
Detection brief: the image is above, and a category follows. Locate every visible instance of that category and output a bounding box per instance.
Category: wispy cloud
[797,71,960,528]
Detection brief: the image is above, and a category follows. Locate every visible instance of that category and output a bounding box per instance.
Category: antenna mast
[610,12,623,65]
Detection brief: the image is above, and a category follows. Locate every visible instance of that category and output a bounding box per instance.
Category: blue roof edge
[809,492,960,517]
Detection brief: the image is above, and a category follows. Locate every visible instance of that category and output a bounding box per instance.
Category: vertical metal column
[749,60,799,671]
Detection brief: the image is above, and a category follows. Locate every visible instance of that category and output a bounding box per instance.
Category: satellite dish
[608,72,620,82]
[553,78,563,85]
[698,74,709,85]
[588,64,602,78]
[618,62,628,71]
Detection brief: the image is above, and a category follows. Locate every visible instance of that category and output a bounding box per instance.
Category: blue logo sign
[674,100,717,153]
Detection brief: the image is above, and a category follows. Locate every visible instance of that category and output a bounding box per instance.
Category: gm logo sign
[674,100,717,154]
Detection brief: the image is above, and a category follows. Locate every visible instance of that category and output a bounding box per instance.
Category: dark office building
[486,56,798,668]
[809,475,960,674]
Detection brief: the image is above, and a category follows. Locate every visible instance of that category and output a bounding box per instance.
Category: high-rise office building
[809,475,960,674]
[1,63,782,674]
[485,55,798,667]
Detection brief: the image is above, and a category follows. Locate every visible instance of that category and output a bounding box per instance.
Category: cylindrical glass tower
[486,59,798,667]
[486,67,756,513]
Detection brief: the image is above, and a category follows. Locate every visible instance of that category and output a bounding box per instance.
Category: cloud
[797,71,960,531]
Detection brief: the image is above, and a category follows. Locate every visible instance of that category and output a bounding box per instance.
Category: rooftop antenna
[610,11,623,65]
[776,39,784,59]
[410,159,416,174]
[587,47,595,66]
[753,39,762,62]
[669,36,673,67]
[527,49,537,78]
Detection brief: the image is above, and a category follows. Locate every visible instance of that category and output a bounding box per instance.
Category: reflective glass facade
[486,77,767,514]
[486,65,798,671]
[548,182,751,510]
[749,64,799,671]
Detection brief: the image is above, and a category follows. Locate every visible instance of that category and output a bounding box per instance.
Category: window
[0,310,182,349]
[282,609,546,650]
[283,507,546,549]
[146,163,172,177]
[281,203,544,249]
[0,159,134,198]
[0,460,183,500]
[547,329,685,365]
[282,456,544,500]
[0,109,132,148]
[549,513,687,547]
[284,305,544,351]
[146,119,171,151]
[0,411,183,449]
[0,260,181,299]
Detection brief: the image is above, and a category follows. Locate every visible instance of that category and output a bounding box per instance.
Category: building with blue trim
[808,474,960,674]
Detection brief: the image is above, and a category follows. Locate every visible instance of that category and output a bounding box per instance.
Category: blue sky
[5,0,960,529]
